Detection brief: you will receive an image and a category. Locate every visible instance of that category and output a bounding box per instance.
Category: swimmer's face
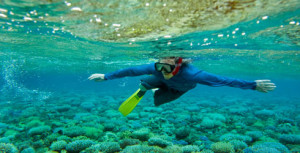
[159,58,176,80]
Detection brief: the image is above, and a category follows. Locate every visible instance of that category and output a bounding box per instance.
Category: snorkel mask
[155,57,183,76]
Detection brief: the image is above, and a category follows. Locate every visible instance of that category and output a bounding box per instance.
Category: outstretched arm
[194,71,257,90]
[193,70,276,92]
[88,63,156,82]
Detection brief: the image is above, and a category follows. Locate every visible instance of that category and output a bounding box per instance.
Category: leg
[154,88,186,106]
[137,76,165,97]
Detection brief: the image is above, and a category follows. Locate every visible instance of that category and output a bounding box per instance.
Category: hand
[255,80,276,93]
[88,73,106,82]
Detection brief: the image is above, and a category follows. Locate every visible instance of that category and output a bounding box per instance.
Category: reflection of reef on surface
[249,23,300,46]
[2,0,299,42]
[57,0,300,42]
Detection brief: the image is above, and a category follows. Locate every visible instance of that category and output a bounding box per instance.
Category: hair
[158,56,192,66]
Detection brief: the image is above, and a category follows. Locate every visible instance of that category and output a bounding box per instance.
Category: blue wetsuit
[105,63,256,106]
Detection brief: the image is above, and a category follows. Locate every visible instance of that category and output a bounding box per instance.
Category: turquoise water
[0,0,300,153]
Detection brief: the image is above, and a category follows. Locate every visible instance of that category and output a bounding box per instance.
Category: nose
[161,67,168,73]
[161,70,170,74]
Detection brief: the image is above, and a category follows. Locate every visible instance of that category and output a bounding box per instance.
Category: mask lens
[155,63,174,73]
[162,65,172,73]
[155,63,164,71]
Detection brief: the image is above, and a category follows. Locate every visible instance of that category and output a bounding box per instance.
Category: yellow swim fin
[118,89,144,116]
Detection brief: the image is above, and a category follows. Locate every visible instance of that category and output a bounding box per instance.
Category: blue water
[0,1,300,152]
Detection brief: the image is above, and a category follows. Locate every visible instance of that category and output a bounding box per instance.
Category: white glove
[88,73,106,82]
[255,80,276,93]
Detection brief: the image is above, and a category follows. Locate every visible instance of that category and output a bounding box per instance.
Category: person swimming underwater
[88,56,276,115]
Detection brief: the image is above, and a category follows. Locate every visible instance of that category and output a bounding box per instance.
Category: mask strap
[172,57,182,76]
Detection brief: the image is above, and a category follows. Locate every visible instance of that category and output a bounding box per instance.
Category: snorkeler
[88,57,276,116]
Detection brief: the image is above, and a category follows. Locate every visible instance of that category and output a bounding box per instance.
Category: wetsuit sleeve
[193,71,257,90]
[104,63,155,80]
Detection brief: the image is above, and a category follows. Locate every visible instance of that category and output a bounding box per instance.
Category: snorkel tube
[172,57,182,76]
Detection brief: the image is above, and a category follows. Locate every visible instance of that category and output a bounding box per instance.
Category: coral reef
[0,92,298,153]
[0,143,19,153]
[83,142,121,153]
[279,134,300,144]
[65,140,96,153]
[211,142,235,153]
[148,137,172,148]
[50,140,67,151]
